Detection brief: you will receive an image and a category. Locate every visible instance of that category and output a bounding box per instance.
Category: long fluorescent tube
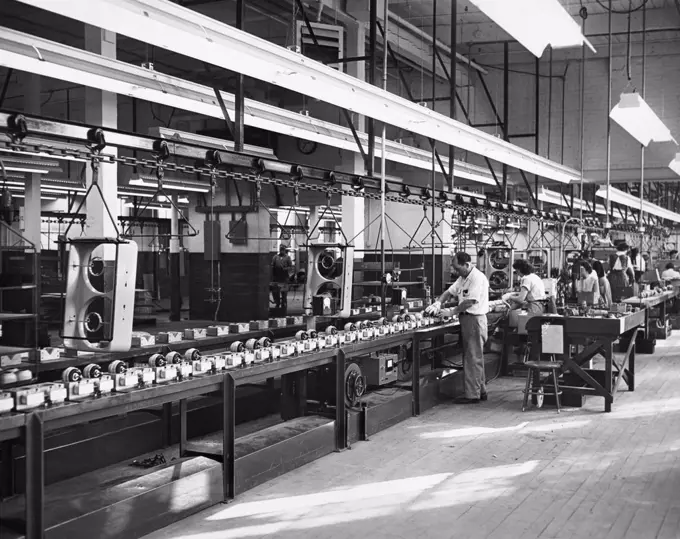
[538,187,606,215]
[148,127,275,159]
[610,92,675,147]
[0,27,497,187]
[596,185,680,223]
[12,193,58,201]
[129,176,210,193]
[3,166,50,174]
[468,0,595,58]
[14,2,581,184]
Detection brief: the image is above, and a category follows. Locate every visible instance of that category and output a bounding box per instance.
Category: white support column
[84,26,118,239]
[21,73,41,250]
[341,21,366,256]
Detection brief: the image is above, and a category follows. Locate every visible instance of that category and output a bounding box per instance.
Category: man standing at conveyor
[425,251,490,404]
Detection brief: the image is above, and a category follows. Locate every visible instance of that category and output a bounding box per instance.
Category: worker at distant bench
[506,258,546,316]
[271,244,293,316]
[425,252,489,404]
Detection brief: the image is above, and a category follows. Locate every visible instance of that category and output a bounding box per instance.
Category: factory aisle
[141,336,680,539]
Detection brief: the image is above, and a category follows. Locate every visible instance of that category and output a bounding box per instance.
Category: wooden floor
[141,335,680,539]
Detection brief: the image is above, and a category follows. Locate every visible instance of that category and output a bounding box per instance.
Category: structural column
[21,73,41,251]
[341,20,366,256]
[84,27,118,240]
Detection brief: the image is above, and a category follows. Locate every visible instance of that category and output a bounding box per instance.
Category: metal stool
[522,361,563,413]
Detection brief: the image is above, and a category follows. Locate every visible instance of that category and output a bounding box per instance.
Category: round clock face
[297,139,318,155]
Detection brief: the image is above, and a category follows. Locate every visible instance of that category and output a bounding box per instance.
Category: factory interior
[2,0,680,538]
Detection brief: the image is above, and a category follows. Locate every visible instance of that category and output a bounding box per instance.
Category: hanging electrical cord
[0,158,11,224]
[626,0,633,86]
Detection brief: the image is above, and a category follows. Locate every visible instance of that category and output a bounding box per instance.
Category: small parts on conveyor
[184,348,201,362]
[62,367,96,400]
[257,337,272,348]
[344,363,366,407]
[245,338,261,351]
[0,369,32,386]
[130,453,167,469]
[295,330,309,341]
[62,366,83,383]
[325,325,338,335]
[165,351,183,364]
[108,360,127,374]
[0,391,14,414]
[230,341,245,353]
[83,363,102,379]
[343,323,357,332]
[148,353,166,368]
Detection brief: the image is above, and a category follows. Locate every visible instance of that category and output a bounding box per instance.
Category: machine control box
[361,353,398,387]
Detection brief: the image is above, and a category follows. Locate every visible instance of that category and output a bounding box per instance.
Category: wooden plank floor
[141,335,680,539]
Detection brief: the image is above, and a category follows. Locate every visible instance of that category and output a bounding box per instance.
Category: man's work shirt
[447,266,489,315]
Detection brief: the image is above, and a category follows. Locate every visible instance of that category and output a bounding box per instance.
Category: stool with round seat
[522,360,563,412]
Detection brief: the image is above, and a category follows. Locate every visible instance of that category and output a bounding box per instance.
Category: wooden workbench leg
[161,402,173,447]
[25,413,44,539]
[412,335,421,416]
[0,440,14,499]
[335,350,347,451]
[604,340,613,413]
[629,339,636,391]
[222,374,236,502]
[178,399,187,456]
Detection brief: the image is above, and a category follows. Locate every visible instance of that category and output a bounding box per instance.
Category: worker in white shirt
[608,243,635,290]
[425,252,489,404]
[661,262,680,281]
[507,259,546,315]
[630,247,645,283]
[578,260,601,305]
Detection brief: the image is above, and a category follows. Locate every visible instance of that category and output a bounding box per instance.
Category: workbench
[622,289,677,341]
[0,321,461,539]
[526,310,645,412]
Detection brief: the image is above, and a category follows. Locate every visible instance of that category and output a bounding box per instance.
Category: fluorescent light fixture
[468,0,595,57]
[3,166,50,174]
[11,193,58,201]
[669,153,680,176]
[10,4,581,184]
[0,142,90,163]
[0,27,498,187]
[610,92,675,147]
[124,202,188,210]
[129,176,209,193]
[148,127,275,159]
[0,28,497,187]
[538,187,606,215]
[451,188,487,200]
[596,185,680,223]
[118,190,155,198]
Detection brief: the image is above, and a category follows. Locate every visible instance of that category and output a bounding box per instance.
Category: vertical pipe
[502,42,509,202]
[639,1,647,234]
[534,56,540,202]
[235,0,245,152]
[579,15,586,221]
[561,70,566,164]
[449,0,457,190]
[380,0,388,316]
[368,0,377,176]
[548,47,553,160]
[169,193,181,321]
[605,0,613,226]
[432,0,437,296]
